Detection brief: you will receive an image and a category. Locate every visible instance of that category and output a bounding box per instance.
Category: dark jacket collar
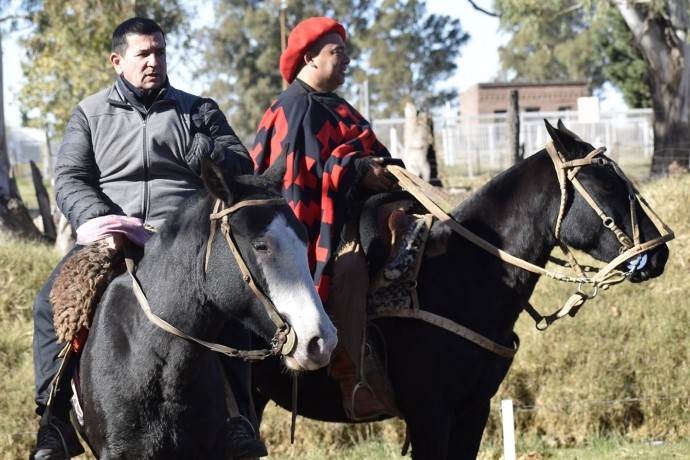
[114,75,169,113]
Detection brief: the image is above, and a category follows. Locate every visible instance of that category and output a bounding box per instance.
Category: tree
[1,0,190,239]
[354,0,469,119]
[495,1,605,88]
[1,3,41,239]
[199,0,375,145]
[18,0,191,136]
[493,0,690,173]
[592,7,650,108]
[612,0,690,172]
[199,0,468,143]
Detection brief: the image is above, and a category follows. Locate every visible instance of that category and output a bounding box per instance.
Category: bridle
[127,197,298,361]
[383,143,673,340]
[537,142,674,328]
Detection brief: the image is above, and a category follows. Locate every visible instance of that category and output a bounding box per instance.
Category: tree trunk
[615,0,690,173]
[507,90,521,164]
[650,85,690,173]
[31,160,56,241]
[0,195,42,241]
[0,31,41,240]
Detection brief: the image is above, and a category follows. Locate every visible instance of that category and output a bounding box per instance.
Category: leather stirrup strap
[41,342,73,427]
[216,354,241,419]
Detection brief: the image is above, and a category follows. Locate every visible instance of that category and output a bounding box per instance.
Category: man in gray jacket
[30,17,266,460]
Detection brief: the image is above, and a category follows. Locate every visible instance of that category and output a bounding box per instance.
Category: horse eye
[602,181,616,192]
[253,241,269,252]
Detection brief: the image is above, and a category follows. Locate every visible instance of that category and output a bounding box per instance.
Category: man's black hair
[112,18,165,54]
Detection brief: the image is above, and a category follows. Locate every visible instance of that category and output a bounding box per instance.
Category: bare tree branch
[467,0,499,18]
[0,14,31,24]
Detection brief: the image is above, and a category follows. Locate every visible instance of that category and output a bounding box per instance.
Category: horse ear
[260,148,287,192]
[201,156,236,204]
[556,119,583,141]
[545,119,582,160]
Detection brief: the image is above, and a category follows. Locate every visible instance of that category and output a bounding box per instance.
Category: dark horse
[251,120,671,458]
[74,158,338,458]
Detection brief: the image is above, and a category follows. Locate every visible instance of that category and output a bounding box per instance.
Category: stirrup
[345,380,388,422]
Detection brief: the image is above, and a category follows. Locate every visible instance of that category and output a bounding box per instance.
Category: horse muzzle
[280,320,337,372]
[624,245,669,283]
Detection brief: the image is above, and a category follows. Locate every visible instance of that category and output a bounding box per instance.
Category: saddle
[51,241,126,351]
[358,189,420,276]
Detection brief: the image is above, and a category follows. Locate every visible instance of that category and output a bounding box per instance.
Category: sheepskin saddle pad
[51,241,124,345]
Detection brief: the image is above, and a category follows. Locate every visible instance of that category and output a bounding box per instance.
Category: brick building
[460,80,590,116]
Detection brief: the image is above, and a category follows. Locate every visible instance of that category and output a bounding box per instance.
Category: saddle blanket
[367,214,432,313]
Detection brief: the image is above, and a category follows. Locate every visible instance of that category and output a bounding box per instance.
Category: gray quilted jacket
[54,78,252,230]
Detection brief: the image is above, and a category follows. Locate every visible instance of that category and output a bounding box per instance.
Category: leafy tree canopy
[17,0,190,136]
[493,0,651,108]
[199,0,468,143]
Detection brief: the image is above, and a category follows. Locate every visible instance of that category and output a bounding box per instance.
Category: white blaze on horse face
[258,215,338,371]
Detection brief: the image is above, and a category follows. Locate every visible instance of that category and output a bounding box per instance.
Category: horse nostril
[307,336,325,361]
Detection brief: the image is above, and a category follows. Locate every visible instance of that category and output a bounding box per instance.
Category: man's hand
[102,234,123,251]
[361,157,397,192]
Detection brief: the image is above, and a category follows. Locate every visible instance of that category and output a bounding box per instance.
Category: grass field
[1,171,688,459]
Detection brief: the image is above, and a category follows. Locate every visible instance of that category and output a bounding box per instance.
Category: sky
[1,0,625,129]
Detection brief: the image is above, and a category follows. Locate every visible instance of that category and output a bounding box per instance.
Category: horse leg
[404,403,452,459]
[447,400,491,459]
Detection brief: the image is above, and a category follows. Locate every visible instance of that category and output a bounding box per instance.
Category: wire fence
[4,109,657,186]
[2,393,688,437]
[373,108,656,181]
[500,393,690,413]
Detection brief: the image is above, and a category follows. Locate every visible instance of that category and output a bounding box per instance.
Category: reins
[126,197,297,361]
[380,143,673,353]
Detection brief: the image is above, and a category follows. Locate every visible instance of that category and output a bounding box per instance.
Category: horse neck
[133,196,225,346]
[451,150,560,296]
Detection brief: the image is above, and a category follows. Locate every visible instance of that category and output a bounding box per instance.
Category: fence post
[389,127,398,158]
[501,399,516,460]
[507,90,521,165]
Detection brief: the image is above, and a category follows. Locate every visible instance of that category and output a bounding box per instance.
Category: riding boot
[225,416,268,460]
[30,413,85,460]
[329,349,387,421]
[31,343,85,460]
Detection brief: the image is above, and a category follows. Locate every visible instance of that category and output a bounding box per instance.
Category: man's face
[308,33,350,92]
[110,32,167,91]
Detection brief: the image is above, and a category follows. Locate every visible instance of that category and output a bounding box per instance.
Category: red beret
[280,17,346,84]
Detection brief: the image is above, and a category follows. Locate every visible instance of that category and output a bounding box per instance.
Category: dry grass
[0,172,687,458]
[484,172,690,446]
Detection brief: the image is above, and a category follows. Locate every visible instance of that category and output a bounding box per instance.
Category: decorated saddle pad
[367,215,433,313]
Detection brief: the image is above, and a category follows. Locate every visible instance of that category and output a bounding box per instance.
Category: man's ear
[304,51,316,67]
[110,52,122,74]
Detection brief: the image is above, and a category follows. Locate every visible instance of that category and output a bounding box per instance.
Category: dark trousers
[32,245,253,423]
[33,244,82,419]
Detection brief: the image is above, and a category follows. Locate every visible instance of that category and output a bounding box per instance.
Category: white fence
[373,108,655,180]
[7,109,656,184]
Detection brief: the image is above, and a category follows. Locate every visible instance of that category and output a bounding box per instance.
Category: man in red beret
[251,17,396,420]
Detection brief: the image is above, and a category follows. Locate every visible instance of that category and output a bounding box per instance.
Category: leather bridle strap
[387,165,592,282]
[387,149,674,330]
[207,198,297,355]
[126,256,281,360]
[126,197,297,361]
[542,142,674,327]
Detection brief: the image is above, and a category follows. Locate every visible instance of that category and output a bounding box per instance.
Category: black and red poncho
[250,80,390,302]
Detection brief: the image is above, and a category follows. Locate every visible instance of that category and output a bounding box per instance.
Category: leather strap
[369,307,519,359]
[386,146,674,330]
[125,256,277,361]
